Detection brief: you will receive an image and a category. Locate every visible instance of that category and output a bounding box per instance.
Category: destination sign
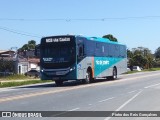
[46,37,70,43]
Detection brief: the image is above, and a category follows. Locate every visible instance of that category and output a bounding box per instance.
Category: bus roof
[84,36,125,45]
[41,35,125,46]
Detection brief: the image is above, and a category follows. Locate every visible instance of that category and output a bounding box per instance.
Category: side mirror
[35,44,40,57]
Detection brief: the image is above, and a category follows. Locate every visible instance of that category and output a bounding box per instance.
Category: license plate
[53,77,59,80]
[56,71,65,75]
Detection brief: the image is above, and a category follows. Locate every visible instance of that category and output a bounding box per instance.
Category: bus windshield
[40,36,76,69]
[42,45,74,63]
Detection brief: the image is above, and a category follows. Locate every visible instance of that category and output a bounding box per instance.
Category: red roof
[28,58,40,63]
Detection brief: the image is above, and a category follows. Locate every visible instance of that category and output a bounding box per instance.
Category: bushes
[0,58,15,73]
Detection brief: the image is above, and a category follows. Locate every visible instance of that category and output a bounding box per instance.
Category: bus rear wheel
[111,67,117,80]
[107,67,117,80]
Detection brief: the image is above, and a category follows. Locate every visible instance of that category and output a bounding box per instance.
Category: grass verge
[0,80,52,88]
[0,74,37,81]
[125,68,160,74]
[143,68,160,71]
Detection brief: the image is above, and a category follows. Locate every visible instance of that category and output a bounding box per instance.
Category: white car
[133,66,142,71]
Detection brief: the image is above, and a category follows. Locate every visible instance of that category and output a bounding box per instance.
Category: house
[0,50,15,57]
[23,49,40,71]
[0,50,40,74]
[16,57,29,74]
[0,50,28,74]
[28,58,40,71]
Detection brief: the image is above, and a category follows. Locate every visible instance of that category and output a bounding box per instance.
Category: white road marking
[50,108,80,117]
[98,97,115,103]
[115,90,142,111]
[104,90,142,120]
[68,107,80,111]
[128,90,137,94]
[128,89,142,94]
[144,83,160,89]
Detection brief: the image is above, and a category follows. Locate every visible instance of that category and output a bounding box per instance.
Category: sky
[0,0,160,53]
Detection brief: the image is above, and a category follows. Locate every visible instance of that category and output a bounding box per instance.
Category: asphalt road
[0,71,160,120]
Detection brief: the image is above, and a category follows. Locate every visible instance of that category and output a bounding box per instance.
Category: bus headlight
[70,67,75,72]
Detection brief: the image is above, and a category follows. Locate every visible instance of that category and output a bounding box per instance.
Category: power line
[0,15,160,38]
[0,26,41,38]
[0,16,160,21]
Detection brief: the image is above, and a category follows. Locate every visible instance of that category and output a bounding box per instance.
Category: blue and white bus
[38,35,127,86]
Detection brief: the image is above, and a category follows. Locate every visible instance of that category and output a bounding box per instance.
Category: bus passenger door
[77,42,86,79]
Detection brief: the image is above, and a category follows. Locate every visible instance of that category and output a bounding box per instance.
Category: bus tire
[111,67,117,80]
[83,69,93,84]
[55,80,63,86]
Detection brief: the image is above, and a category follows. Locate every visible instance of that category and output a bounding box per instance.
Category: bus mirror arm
[35,44,40,57]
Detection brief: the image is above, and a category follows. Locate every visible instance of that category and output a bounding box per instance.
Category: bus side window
[105,44,109,57]
[86,40,94,56]
[120,46,126,58]
[115,45,119,57]
[78,44,84,58]
[108,44,113,57]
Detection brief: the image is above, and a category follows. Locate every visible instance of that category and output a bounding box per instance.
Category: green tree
[28,44,35,50]
[127,49,133,58]
[127,47,154,69]
[0,58,15,72]
[28,40,36,49]
[154,47,160,67]
[18,40,36,52]
[102,34,118,42]
[132,54,148,67]
[127,49,134,70]
[155,47,160,58]
[21,44,29,51]
[28,40,36,45]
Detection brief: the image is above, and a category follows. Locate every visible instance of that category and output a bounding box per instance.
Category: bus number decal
[96,60,109,65]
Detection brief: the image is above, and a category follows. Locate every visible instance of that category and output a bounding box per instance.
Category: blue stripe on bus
[94,57,123,76]
[85,37,124,45]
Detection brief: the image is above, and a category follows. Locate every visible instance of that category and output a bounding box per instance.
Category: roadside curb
[0,82,53,90]
[0,79,40,84]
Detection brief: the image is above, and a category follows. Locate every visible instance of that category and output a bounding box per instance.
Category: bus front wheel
[55,80,63,86]
[83,69,93,84]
